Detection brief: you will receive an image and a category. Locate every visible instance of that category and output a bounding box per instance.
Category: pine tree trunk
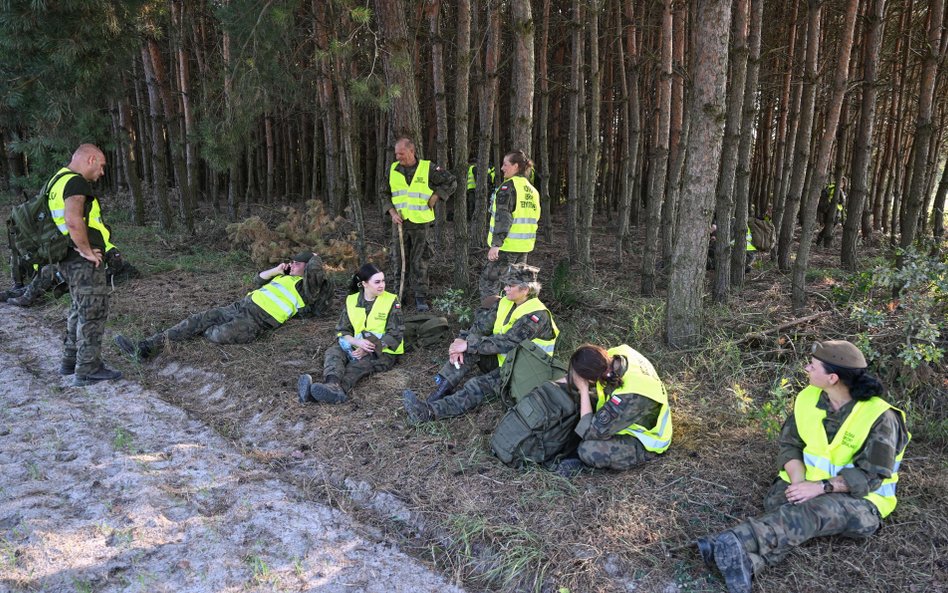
[426,0,450,248]
[334,61,367,262]
[537,0,553,244]
[772,2,803,245]
[777,1,822,272]
[510,0,535,156]
[172,1,198,203]
[452,0,472,289]
[899,0,945,254]
[579,0,601,276]
[666,0,732,348]
[841,0,886,269]
[471,1,500,253]
[730,0,763,289]
[661,5,687,264]
[140,45,174,230]
[791,0,859,312]
[932,156,948,244]
[713,0,750,303]
[118,97,145,226]
[566,0,583,261]
[374,0,422,143]
[641,0,673,295]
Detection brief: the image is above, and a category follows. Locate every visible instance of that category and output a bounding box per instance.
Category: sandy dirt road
[0,306,467,593]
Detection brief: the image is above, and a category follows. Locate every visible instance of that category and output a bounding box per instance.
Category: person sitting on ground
[298,263,404,404]
[2,250,140,307]
[695,340,909,593]
[402,262,558,423]
[114,252,332,361]
[554,344,673,476]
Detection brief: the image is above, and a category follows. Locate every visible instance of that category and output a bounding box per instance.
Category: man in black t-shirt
[47,144,123,386]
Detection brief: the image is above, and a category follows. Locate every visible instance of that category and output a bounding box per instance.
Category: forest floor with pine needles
[3,193,946,593]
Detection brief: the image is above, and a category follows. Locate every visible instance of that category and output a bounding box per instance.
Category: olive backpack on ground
[491,380,580,468]
[749,218,775,251]
[6,170,76,267]
[491,341,577,467]
[403,313,451,350]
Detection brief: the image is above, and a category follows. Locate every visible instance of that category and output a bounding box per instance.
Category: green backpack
[498,340,568,406]
[6,170,75,267]
[403,313,451,350]
[491,380,580,468]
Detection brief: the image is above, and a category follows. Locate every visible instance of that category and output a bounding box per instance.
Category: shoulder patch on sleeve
[610,395,623,406]
[394,303,400,309]
[501,184,509,190]
[529,314,540,323]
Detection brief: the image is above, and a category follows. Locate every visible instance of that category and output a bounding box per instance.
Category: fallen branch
[738,310,833,344]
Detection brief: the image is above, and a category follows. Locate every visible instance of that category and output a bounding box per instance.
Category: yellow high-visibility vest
[778,385,909,518]
[389,160,435,224]
[594,344,673,453]
[488,176,540,253]
[47,167,114,250]
[746,225,756,252]
[345,290,404,355]
[249,275,305,324]
[491,296,558,366]
[467,165,476,190]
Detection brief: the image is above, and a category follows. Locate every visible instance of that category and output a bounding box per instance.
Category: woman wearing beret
[696,340,910,593]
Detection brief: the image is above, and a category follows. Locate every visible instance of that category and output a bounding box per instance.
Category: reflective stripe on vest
[47,168,80,235]
[488,176,540,252]
[467,165,476,190]
[746,225,756,252]
[89,198,116,252]
[389,160,435,223]
[492,296,558,367]
[249,275,305,324]
[345,290,404,355]
[777,385,910,518]
[594,344,673,453]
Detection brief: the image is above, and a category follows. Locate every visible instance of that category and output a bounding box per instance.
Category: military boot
[402,389,433,424]
[7,294,35,307]
[426,375,454,403]
[309,380,347,404]
[60,358,76,376]
[695,537,715,568]
[712,532,753,593]
[74,364,123,387]
[297,374,315,403]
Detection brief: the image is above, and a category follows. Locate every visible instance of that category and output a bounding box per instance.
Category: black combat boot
[309,380,347,403]
[74,364,123,387]
[298,374,314,403]
[426,375,454,403]
[60,358,76,376]
[712,531,753,593]
[695,537,715,568]
[402,389,433,424]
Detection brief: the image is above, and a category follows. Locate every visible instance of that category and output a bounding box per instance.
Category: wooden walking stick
[397,223,406,303]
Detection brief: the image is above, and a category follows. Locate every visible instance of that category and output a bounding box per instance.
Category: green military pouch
[498,341,568,407]
[491,380,580,468]
[403,313,450,350]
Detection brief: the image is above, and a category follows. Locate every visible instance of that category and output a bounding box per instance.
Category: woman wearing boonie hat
[695,339,910,593]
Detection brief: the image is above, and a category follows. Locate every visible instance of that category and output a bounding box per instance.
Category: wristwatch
[822,479,834,493]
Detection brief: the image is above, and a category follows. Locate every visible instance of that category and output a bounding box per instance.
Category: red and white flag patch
[529,314,540,323]
[610,395,623,406]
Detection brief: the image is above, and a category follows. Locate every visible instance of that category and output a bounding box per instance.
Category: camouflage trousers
[390,223,432,300]
[727,479,881,574]
[60,257,111,376]
[429,352,502,419]
[144,298,275,355]
[577,433,652,471]
[322,344,398,393]
[478,251,528,298]
[18,264,64,305]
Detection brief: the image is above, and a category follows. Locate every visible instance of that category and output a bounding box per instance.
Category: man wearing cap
[382,137,457,312]
[113,253,332,361]
[402,263,558,423]
[695,340,909,593]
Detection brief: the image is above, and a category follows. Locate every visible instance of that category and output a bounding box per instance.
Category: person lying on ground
[402,262,559,423]
[694,339,909,593]
[298,263,403,404]
[114,252,332,361]
[2,250,140,307]
[553,343,673,477]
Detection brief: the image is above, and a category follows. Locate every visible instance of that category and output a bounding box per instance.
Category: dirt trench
[0,306,467,593]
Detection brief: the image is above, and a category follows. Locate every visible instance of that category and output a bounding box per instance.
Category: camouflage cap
[500,263,540,286]
[291,251,316,263]
[812,340,867,369]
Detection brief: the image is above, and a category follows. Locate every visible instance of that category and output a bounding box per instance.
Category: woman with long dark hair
[561,343,672,474]
[696,340,910,593]
[298,263,404,403]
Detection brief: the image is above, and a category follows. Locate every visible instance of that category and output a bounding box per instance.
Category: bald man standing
[381,137,456,312]
[47,144,122,386]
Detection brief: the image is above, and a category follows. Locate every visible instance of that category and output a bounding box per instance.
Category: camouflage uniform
[573,354,662,470]
[320,291,404,393]
[428,298,556,419]
[60,255,110,376]
[479,181,530,298]
[382,161,457,301]
[140,256,332,356]
[720,392,909,574]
